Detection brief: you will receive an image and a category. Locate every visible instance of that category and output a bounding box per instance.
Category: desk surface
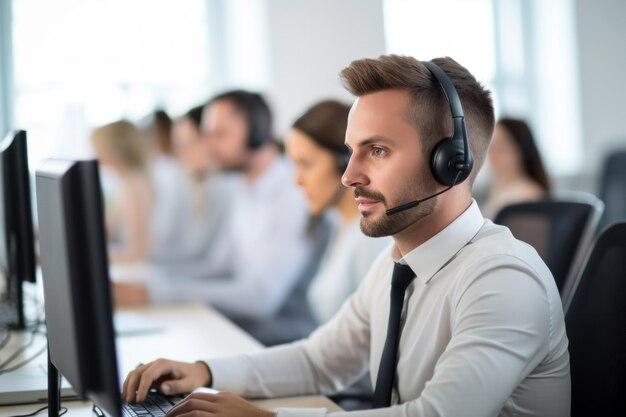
[0,304,341,416]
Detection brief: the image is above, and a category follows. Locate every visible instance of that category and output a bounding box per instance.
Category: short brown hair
[340,55,495,186]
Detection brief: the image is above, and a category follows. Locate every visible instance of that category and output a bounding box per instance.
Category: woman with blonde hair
[92,120,153,264]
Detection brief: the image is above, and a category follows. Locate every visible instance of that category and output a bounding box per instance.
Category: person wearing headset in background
[142,110,187,261]
[123,56,570,417]
[286,100,390,325]
[482,117,551,219]
[148,105,234,274]
[123,90,325,347]
[113,105,234,307]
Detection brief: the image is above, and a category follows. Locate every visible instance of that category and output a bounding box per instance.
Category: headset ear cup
[430,138,472,186]
[248,129,263,149]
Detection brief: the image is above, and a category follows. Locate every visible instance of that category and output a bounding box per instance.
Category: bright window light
[383,0,496,86]
[12,0,212,168]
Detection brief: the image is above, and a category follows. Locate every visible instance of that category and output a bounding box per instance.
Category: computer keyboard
[122,389,186,417]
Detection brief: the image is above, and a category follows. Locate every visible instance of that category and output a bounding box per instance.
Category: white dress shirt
[308,217,390,324]
[149,173,236,277]
[206,201,570,416]
[147,157,320,344]
[149,155,186,258]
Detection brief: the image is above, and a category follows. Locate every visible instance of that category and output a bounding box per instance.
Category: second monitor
[0,130,36,329]
[36,159,121,415]
[36,159,185,417]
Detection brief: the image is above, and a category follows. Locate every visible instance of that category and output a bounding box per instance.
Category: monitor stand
[47,341,60,417]
[0,270,26,330]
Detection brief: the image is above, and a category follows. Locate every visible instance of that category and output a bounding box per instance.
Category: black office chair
[599,149,626,228]
[493,192,604,300]
[562,222,626,417]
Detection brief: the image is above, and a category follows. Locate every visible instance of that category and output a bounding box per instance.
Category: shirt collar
[399,200,484,284]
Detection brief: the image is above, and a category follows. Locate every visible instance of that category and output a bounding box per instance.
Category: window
[383,0,582,175]
[384,0,496,92]
[12,0,212,168]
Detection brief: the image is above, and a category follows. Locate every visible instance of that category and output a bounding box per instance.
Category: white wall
[575,0,626,177]
[265,0,386,136]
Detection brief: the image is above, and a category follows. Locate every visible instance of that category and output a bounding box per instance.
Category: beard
[357,172,437,237]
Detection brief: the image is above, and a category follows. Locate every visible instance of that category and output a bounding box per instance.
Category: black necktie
[373,262,416,408]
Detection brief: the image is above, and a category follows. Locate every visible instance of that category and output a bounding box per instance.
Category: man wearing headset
[134,90,324,346]
[123,56,570,417]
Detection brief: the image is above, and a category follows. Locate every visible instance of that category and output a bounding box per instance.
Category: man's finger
[160,378,192,395]
[136,360,174,402]
[123,364,150,403]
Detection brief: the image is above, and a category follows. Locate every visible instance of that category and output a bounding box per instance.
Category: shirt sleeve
[212,253,564,417]
[204,255,389,399]
[147,235,312,319]
[147,189,314,320]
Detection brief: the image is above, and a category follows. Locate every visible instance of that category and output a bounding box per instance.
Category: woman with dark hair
[149,109,174,156]
[286,99,390,324]
[155,105,216,260]
[483,117,551,219]
[172,105,213,180]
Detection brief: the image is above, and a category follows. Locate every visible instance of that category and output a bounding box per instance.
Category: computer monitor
[36,158,121,416]
[0,130,36,329]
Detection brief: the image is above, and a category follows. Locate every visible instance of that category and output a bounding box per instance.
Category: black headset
[422,61,474,187]
[245,92,272,149]
[212,90,271,149]
[319,147,350,211]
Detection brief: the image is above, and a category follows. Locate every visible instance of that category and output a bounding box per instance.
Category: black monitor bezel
[0,130,36,329]
[36,159,121,416]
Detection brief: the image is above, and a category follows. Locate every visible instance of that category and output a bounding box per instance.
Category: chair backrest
[494,192,604,299]
[599,149,626,228]
[562,222,626,417]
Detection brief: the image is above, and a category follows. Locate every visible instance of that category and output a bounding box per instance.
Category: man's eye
[371,147,386,157]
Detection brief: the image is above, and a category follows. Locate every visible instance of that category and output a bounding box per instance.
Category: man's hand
[123,359,211,403]
[114,282,148,307]
[166,392,274,417]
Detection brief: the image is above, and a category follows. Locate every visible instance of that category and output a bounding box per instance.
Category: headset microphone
[385,171,461,216]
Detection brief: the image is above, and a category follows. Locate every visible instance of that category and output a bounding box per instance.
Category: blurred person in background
[92,120,153,264]
[286,99,390,325]
[145,109,174,158]
[482,117,550,219]
[149,105,234,273]
[171,105,218,226]
[114,105,234,307]
[141,109,187,264]
[115,90,326,346]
